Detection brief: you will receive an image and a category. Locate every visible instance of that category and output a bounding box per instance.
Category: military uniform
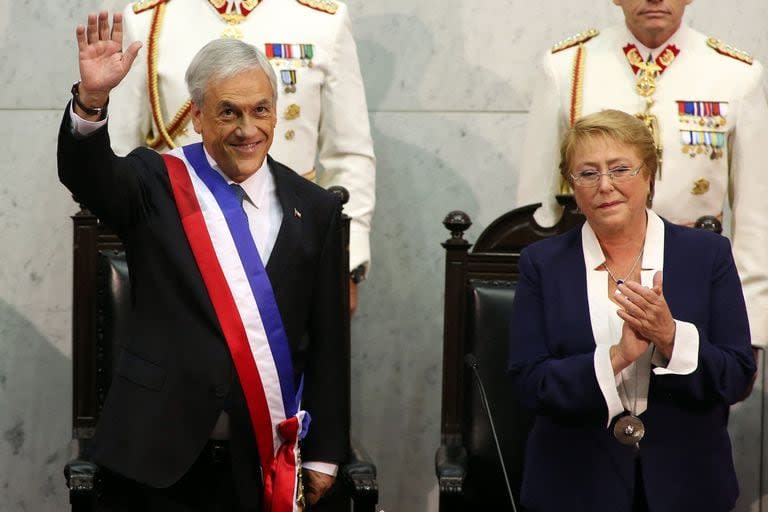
[517,23,768,344]
[110,0,376,271]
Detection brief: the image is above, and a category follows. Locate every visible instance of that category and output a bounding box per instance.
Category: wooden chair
[435,197,583,511]
[63,187,378,512]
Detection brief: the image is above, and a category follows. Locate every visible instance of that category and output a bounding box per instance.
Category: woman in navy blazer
[508,110,755,512]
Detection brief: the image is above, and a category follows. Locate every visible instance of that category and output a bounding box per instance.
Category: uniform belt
[683,212,724,228]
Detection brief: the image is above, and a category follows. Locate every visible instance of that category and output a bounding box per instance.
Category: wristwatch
[71,81,109,119]
[350,264,367,284]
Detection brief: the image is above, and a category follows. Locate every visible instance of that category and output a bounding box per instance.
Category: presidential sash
[163,143,308,512]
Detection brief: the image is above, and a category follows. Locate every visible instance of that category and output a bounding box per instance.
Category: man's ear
[190,102,203,134]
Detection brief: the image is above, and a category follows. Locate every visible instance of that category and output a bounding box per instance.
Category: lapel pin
[294,208,302,219]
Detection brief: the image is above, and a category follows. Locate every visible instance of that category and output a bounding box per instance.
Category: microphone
[464,353,518,512]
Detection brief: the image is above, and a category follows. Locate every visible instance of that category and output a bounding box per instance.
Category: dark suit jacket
[57,110,349,488]
[508,220,755,512]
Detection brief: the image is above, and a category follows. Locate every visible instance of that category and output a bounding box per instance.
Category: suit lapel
[562,229,599,354]
[265,157,302,284]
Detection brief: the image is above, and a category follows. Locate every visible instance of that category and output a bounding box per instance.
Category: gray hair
[185,38,278,107]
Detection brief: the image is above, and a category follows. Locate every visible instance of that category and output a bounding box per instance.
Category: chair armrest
[341,441,378,503]
[435,438,467,495]
[64,459,98,492]
[64,459,98,511]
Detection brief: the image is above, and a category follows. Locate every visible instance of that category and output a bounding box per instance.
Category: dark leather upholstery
[462,281,532,507]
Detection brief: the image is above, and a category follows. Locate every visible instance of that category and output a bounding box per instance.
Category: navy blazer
[508,219,755,512]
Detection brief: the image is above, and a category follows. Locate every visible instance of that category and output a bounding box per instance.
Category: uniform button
[212,385,227,398]
[284,104,301,120]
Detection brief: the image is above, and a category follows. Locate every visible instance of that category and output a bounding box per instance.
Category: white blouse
[585,210,700,426]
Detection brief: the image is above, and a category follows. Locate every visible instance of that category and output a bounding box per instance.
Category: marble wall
[1,0,768,511]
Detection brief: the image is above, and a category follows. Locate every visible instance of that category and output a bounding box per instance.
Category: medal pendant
[222,26,244,39]
[635,75,655,97]
[614,415,645,446]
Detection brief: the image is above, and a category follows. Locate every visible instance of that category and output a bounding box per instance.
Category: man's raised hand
[75,11,141,106]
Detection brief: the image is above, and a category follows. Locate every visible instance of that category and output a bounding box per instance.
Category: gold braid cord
[560,43,586,194]
[296,0,338,15]
[145,3,192,150]
[569,44,585,127]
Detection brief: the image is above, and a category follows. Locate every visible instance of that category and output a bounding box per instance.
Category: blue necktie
[230,183,248,210]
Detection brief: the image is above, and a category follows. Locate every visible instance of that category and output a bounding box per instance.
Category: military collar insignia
[132,0,169,14]
[707,37,754,65]
[623,44,680,77]
[551,29,599,54]
[207,0,261,23]
[296,0,338,15]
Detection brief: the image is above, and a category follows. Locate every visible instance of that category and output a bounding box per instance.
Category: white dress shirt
[205,150,282,265]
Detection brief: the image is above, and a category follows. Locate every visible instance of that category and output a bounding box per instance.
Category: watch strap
[350,264,367,284]
[71,81,109,119]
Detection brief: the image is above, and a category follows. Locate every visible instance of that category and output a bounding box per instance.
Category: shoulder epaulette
[707,37,753,65]
[551,29,599,54]
[132,0,169,14]
[296,0,338,14]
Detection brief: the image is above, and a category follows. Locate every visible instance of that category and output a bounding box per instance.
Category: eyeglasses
[569,164,644,187]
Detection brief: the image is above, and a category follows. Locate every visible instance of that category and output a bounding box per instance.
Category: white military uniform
[110,0,376,271]
[518,23,768,344]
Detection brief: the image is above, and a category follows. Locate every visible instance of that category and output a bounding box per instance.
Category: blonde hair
[559,110,657,205]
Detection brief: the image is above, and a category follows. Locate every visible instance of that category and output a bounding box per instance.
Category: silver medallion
[613,415,645,446]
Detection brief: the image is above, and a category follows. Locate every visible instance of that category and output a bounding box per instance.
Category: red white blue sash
[163,143,308,512]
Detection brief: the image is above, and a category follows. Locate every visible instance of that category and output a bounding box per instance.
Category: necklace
[609,243,647,448]
[614,364,645,447]
[603,244,644,286]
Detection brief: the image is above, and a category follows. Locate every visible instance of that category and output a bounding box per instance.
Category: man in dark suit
[58,11,348,511]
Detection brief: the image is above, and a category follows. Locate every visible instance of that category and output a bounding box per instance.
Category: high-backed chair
[64,187,378,512]
[435,198,584,511]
